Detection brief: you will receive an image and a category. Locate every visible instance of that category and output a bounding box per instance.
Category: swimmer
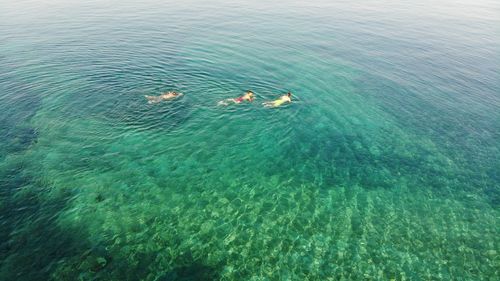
[262,92,292,107]
[218,91,255,106]
[145,91,183,104]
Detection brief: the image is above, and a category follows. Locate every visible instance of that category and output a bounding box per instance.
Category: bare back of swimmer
[145,91,183,104]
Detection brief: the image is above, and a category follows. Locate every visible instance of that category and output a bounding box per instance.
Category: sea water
[0,0,499,280]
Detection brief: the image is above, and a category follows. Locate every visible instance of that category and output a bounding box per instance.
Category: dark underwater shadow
[351,73,500,207]
[0,85,110,280]
[159,262,221,281]
[0,76,42,159]
[274,110,494,207]
[106,244,223,281]
[0,160,120,281]
[0,193,226,281]
[0,166,87,280]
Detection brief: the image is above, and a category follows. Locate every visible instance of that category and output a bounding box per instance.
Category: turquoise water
[1,0,499,280]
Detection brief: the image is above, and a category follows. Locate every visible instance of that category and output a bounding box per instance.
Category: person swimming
[218,91,255,106]
[263,92,292,107]
[145,91,183,104]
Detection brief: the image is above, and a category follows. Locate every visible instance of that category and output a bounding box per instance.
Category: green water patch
[0,154,94,281]
[12,83,497,280]
[2,25,498,279]
[42,169,499,280]
[0,73,41,159]
[351,72,500,206]
[0,87,73,277]
[0,59,113,280]
[1,0,499,279]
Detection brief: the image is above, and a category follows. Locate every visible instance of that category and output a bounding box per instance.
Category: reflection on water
[0,0,499,280]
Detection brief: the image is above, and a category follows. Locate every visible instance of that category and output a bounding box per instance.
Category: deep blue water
[0,0,499,280]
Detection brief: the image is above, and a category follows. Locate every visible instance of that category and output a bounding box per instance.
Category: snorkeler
[217,91,255,106]
[263,92,292,107]
[145,91,183,104]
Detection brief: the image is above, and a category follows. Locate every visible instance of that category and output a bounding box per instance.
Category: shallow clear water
[1,0,499,280]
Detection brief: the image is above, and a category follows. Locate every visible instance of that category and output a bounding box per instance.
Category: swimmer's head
[287,92,291,97]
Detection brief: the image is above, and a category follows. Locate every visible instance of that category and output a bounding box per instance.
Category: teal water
[1,0,499,280]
